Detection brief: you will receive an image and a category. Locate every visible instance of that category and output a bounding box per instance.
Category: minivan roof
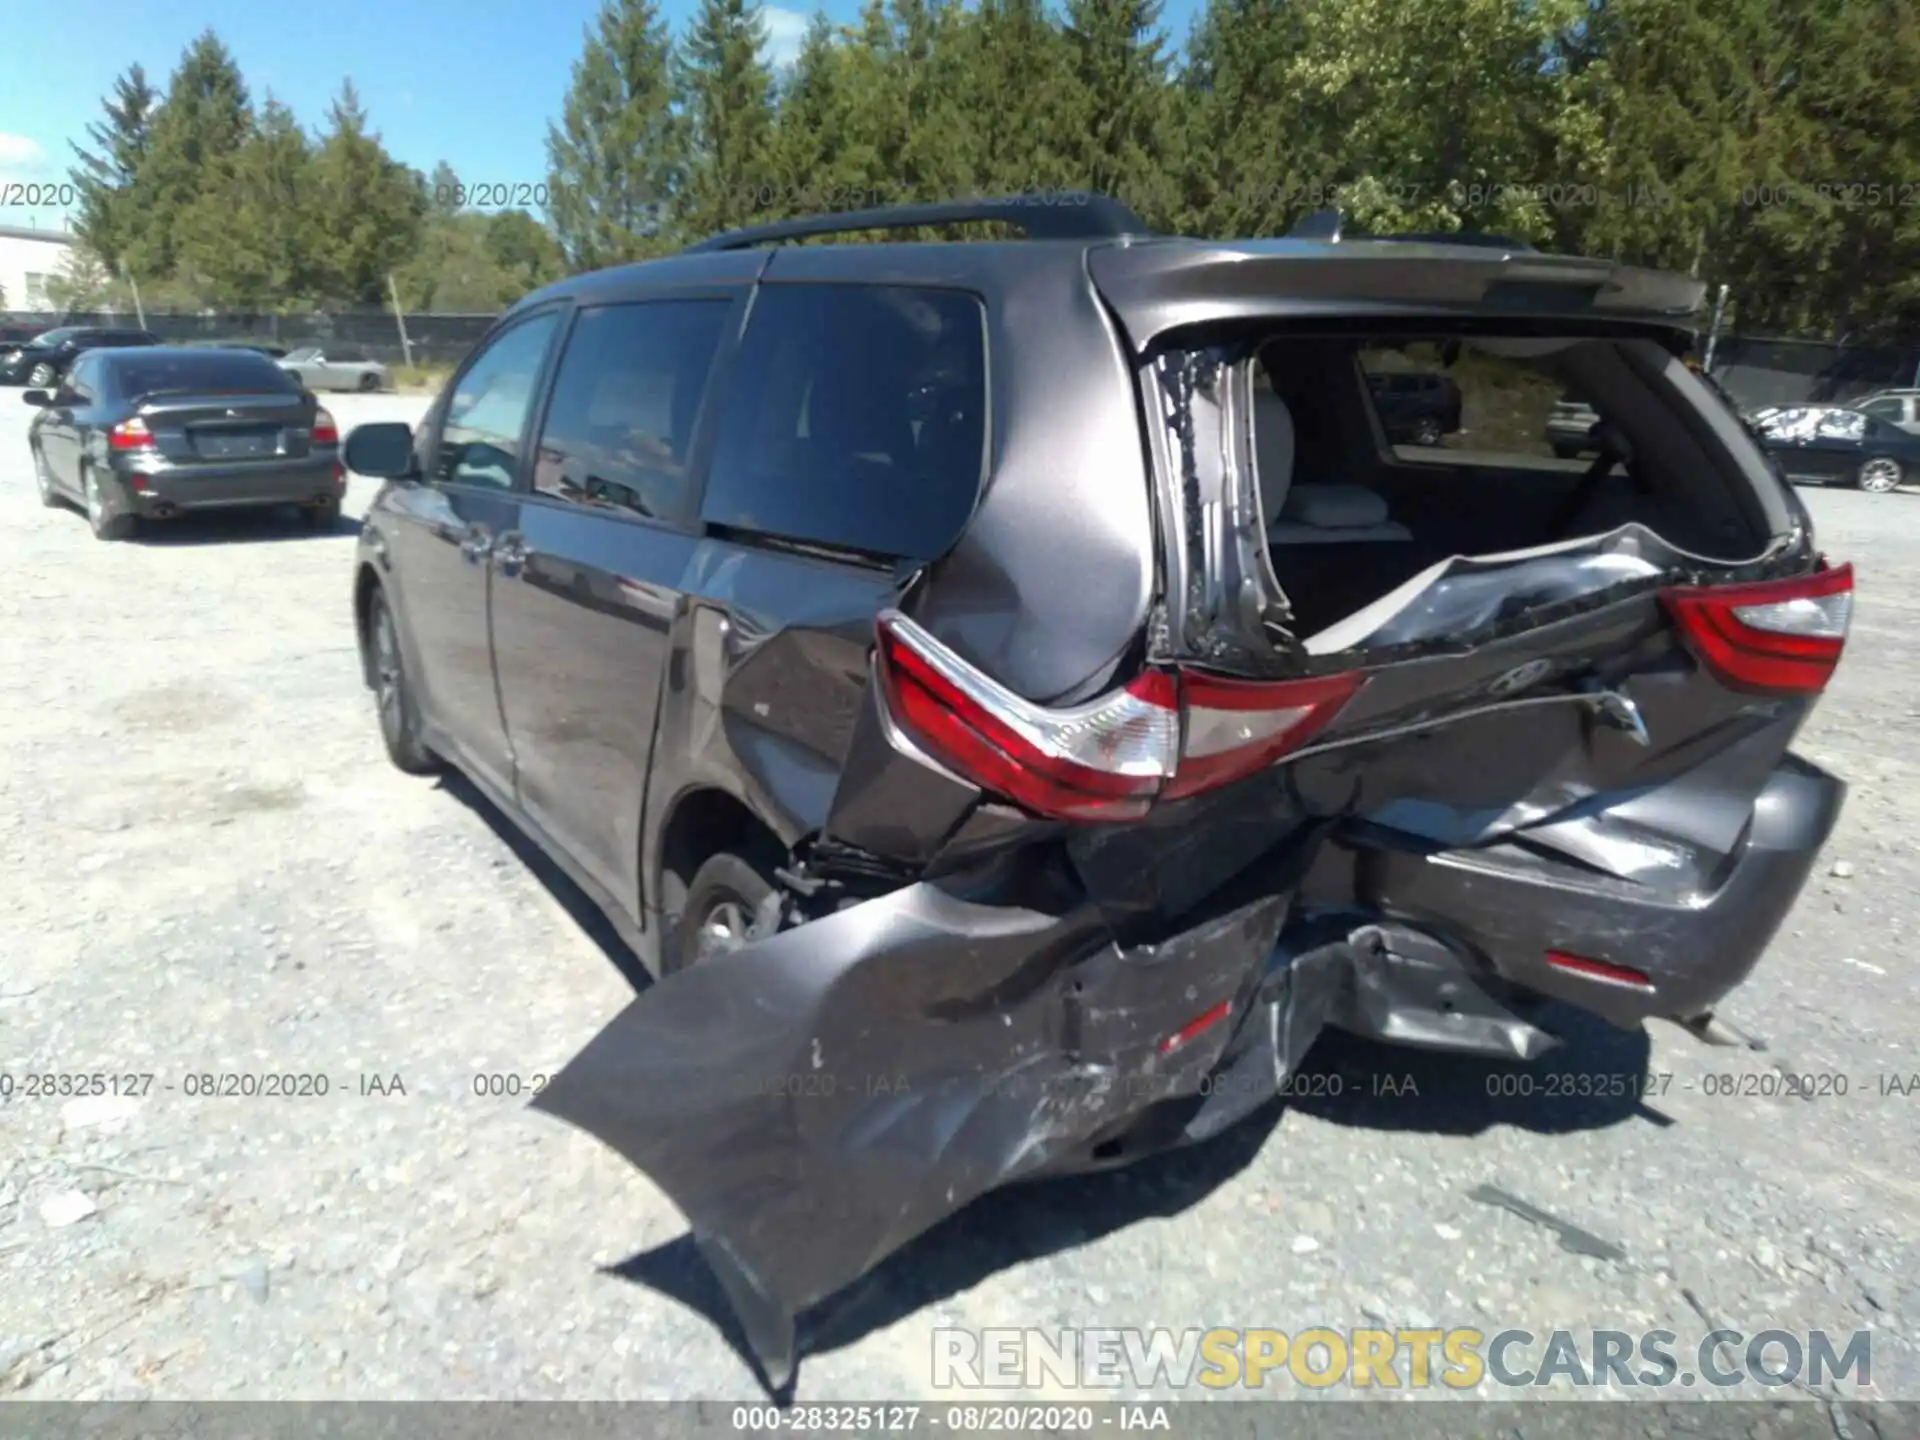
[508,194,1705,347]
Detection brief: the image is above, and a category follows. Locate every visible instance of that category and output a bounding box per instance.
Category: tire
[1412,415,1443,446]
[31,445,60,508]
[368,587,439,775]
[671,850,785,973]
[1857,457,1902,493]
[358,371,381,393]
[304,496,343,530]
[83,465,135,541]
[27,362,55,388]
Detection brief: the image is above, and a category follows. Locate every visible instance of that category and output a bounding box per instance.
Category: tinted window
[109,351,300,398]
[1859,397,1903,421]
[65,354,101,401]
[31,328,81,347]
[701,284,987,561]
[532,300,730,522]
[435,311,562,489]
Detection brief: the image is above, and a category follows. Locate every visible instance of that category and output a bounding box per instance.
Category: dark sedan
[1,326,159,387]
[25,347,346,540]
[1365,370,1462,445]
[1750,403,1920,493]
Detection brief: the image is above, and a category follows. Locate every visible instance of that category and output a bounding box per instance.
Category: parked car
[278,346,388,392]
[1750,403,1920,492]
[0,326,159,388]
[24,346,345,540]
[0,323,42,347]
[1364,370,1462,445]
[343,194,1850,1390]
[185,338,290,359]
[1847,387,1920,436]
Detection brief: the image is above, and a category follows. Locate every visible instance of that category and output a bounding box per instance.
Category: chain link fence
[0,309,497,370]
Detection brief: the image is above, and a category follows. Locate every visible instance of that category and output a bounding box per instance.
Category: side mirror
[344,422,418,479]
[21,389,50,407]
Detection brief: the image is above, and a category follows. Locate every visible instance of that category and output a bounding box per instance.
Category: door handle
[459,529,493,563]
[493,533,528,577]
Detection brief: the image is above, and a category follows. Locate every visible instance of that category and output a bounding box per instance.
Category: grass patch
[392,364,454,394]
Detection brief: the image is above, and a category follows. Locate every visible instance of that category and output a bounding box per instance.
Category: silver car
[278,347,389,393]
[1851,388,1920,436]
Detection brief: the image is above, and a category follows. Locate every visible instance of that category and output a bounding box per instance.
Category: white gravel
[1,391,1916,1404]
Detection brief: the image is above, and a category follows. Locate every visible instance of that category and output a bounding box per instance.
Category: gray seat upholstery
[1253,388,1413,546]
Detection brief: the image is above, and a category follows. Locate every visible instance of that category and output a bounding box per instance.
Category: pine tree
[307,81,427,306]
[66,64,159,275]
[546,0,686,268]
[674,0,778,238]
[1062,0,1178,222]
[126,31,254,288]
[177,97,317,310]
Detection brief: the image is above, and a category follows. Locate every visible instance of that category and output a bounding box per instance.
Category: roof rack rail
[682,192,1151,253]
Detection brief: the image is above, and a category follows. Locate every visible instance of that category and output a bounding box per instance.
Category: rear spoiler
[1086,239,1707,350]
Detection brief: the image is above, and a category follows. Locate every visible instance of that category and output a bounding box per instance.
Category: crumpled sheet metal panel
[532,874,1299,1383]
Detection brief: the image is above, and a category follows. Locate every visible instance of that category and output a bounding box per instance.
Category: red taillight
[874,611,1364,823]
[1545,950,1655,991]
[108,416,154,451]
[1660,563,1852,696]
[876,613,1178,821]
[312,408,339,445]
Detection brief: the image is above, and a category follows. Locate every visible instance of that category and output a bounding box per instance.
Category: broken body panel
[534,248,1848,1392]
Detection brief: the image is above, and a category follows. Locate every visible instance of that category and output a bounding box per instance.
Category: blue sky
[0,0,1206,235]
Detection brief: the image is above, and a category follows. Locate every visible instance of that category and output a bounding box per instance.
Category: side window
[1758,407,1816,441]
[1858,397,1902,421]
[701,284,987,561]
[1815,410,1866,442]
[531,299,731,522]
[67,355,99,401]
[434,311,562,490]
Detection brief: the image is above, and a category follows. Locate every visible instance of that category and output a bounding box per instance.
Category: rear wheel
[27,362,55,388]
[672,851,785,973]
[1411,415,1442,446]
[1857,457,1902,493]
[84,466,135,541]
[368,588,439,774]
[304,496,343,530]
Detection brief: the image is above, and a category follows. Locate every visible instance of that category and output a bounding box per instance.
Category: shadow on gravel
[132,508,363,545]
[609,1098,1284,1393]
[1285,1005,1660,1137]
[432,769,654,993]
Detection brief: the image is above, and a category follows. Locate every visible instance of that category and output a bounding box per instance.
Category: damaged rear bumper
[533,754,1841,1390]
[1349,753,1846,1029]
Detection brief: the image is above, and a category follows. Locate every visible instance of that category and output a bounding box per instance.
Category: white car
[278,347,390,393]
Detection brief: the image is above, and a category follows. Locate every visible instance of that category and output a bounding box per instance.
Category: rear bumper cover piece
[114,456,344,512]
[532,756,1837,1392]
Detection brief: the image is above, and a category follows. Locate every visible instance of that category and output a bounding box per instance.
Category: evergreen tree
[66,64,159,275]
[177,97,317,310]
[307,81,427,306]
[126,31,253,287]
[1062,0,1178,222]
[673,0,778,238]
[546,0,685,268]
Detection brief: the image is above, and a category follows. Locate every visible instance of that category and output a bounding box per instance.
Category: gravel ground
[1,391,1917,1411]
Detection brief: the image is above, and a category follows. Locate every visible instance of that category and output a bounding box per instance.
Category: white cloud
[760,6,811,70]
[0,132,50,172]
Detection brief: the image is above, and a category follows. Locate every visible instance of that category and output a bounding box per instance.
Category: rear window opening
[1145,324,1799,665]
[114,352,302,400]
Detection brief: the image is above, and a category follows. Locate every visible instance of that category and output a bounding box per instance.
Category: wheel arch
[652,784,792,925]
